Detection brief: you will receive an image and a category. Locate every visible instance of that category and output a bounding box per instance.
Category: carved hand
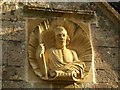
[39,43,45,54]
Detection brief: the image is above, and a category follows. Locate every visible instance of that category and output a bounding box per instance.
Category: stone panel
[2,66,24,81]
[74,82,94,88]
[2,2,25,21]
[0,39,2,65]
[27,2,97,11]
[118,48,120,71]
[90,6,119,47]
[94,47,118,70]
[91,22,118,47]
[2,21,26,41]
[52,82,74,89]
[0,81,1,89]
[32,82,52,88]
[2,41,26,66]
[2,81,31,88]
[94,47,118,83]
[93,82,118,88]
[0,66,2,80]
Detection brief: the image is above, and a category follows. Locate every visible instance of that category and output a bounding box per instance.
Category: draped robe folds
[45,48,86,81]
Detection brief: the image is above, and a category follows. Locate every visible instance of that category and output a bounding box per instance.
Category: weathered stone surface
[52,82,74,89]
[0,81,1,89]
[2,3,17,12]
[2,9,25,21]
[91,20,118,47]
[90,5,119,47]
[1,2,120,89]
[118,48,120,71]
[1,20,25,30]
[95,69,118,83]
[94,47,118,83]
[32,82,52,88]
[2,41,26,66]
[0,40,2,66]
[74,82,94,88]
[27,2,97,11]
[94,47,118,70]
[118,82,120,89]
[2,2,25,21]
[2,11,18,21]
[93,82,118,88]
[0,66,2,80]
[119,48,120,82]
[2,21,25,41]
[2,66,25,81]
[2,81,31,88]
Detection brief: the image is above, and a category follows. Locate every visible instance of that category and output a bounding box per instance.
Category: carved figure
[37,26,86,81]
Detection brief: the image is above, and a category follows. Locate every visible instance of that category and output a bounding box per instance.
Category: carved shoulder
[45,48,53,60]
[71,50,79,61]
[45,49,50,59]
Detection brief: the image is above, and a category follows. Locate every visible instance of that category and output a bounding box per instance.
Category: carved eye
[58,34,65,37]
[57,34,61,37]
[62,34,65,37]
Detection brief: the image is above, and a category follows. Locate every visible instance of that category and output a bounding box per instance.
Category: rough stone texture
[2,21,26,41]
[94,47,118,70]
[27,2,97,11]
[90,4,119,88]
[2,41,26,66]
[1,2,30,89]
[93,82,118,88]
[74,82,94,88]
[2,2,25,21]
[91,10,118,47]
[2,65,24,81]
[51,82,75,89]
[0,66,2,80]
[32,82,52,88]
[118,48,120,82]
[1,2,120,89]
[2,81,31,88]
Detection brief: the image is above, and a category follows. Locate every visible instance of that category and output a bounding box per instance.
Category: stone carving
[28,18,92,82]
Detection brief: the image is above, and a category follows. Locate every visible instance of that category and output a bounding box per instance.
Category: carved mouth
[60,39,65,41]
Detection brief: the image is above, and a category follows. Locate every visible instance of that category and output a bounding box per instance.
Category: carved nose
[60,37,64,40]
[61,35,64,38]
[61,36,64,39]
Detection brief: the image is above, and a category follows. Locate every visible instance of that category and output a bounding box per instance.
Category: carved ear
[66,35,70,46]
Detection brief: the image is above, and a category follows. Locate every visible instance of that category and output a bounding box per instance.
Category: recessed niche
[25,6,95,83]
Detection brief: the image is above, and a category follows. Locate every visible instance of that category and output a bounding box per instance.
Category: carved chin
[58,42,66,47]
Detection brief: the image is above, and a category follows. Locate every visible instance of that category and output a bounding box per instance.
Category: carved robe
[45,48,85,81]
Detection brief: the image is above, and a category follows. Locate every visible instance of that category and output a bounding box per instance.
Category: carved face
[54,26,67,48]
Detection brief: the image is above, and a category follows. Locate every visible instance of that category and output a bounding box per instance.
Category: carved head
[53,26,70,48]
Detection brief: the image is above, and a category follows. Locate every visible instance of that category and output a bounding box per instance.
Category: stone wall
[1,2,119,89]
[2,2,31,88]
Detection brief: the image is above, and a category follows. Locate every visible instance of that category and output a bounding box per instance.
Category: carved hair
[53,26,70,45]
[54,26,67,34]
